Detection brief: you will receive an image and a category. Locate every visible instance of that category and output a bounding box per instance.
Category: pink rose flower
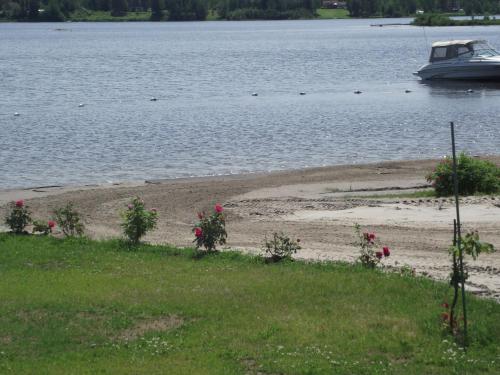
[48,220,56,228]
[383,246,390,257]
[214,203,223,213]
[194,227,203,238]
[197,212,204,219]
[375,251,383,259]
[15,200,24,208]
[127,204,133,210]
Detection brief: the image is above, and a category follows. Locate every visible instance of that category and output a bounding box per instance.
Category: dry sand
[1,158,499,300]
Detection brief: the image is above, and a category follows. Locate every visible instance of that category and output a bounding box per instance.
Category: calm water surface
[1,20,500,189]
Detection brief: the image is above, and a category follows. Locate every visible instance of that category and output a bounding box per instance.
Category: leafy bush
[262,232,301,262]
[4,200,31,234]
[32,220,56,235]
[53,202,84,237]
[121,197,158,244]
[445,231,495,336]
[355,223,390,268]
[412,14,457,26]
[426,154,500,197]
[193,203,227,252]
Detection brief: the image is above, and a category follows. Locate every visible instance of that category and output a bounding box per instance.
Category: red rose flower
[48,220,56,228]
[369,233,376,241]
[441,312,450,321]
[15,200,24,208]
[375,251,383,259]
[214,203,223,213]
[383,246,390,257]
[194,227,203,238]
[442,302,449,308]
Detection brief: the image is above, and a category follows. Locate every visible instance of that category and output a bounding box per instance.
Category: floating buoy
[14,112,20,116]
[467,89,474,93]
[78,103,85,107]
[150,97,158,101]
[405,89,412,93]
[354,90,362,94]
[251,93,258,97]
[299,92,306,95]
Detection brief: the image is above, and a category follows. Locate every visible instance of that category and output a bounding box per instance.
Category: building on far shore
[321,1,347,9]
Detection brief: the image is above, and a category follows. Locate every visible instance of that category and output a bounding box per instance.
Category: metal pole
[450,219,459,332]
[450,121,467,346]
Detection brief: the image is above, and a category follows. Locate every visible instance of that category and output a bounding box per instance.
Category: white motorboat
[415,40,500,80]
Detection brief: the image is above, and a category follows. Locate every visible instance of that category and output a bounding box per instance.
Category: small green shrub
[193,203,227,252]
[4,200,31,234]
[53,202,84,237]
[262,232,301,262]
[121,197,158,244]
[426,154,500,197]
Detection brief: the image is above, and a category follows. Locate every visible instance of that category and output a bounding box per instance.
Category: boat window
[431,47,448,61]
[471,42,500,57]
[457,46,472,57]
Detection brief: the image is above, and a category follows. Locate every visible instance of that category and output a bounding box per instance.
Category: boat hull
[416,61,500,80]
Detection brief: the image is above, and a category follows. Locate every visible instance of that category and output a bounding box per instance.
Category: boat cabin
[429,40,499,62]
[429,40,475,62]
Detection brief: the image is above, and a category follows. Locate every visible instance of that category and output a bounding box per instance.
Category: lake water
[1,19,500,189]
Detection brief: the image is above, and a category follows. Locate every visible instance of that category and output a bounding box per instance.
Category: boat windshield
[471,42,500,57]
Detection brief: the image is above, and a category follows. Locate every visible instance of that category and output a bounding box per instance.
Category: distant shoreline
[2,10,490,23]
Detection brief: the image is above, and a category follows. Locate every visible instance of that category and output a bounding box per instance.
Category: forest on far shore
[1,0,498,21]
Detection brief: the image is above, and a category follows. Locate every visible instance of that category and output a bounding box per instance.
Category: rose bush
[354,223,391,268]
[5,199,32,234]
[193,203,227,252]
[32,220,56,235]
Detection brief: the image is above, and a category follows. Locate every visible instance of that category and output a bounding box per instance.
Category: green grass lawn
[316,9,350,19]
[0,234,499,374]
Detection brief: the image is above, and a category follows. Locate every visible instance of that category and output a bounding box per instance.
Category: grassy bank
[316,9,350,19]
[0,234,499,374]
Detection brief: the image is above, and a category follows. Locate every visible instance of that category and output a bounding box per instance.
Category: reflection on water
[0,20,499,189]
[419,80,500,97]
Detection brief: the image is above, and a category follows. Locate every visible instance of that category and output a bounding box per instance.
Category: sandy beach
[1,158,499,300]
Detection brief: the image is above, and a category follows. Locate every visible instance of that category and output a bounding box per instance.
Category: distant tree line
[215,0,320,20]
[0,0,208,20]
[0,0,321,20]
[1,0,498,21]
[346,0,500,17]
